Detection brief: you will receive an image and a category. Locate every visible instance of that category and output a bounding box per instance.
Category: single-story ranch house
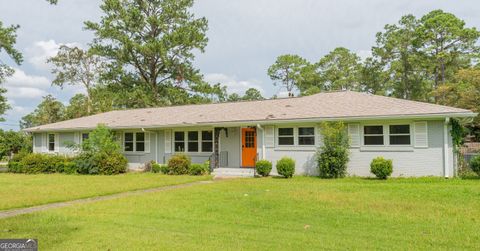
[24,91,476,177]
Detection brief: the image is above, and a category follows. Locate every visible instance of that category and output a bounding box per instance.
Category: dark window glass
[174,142,185,152]
[279,137,294,145]
[124,142,134,152]
[364,136,384,145]
[48,134,55,151]
[299,127,314,136]
[188,142,199,152]
[188,131,198,141]
[136,132,145,142]
[299,137,315,145]
[174,132,184,141]
[390,125,410,134]
[124,132,134,142]
[136,142,145,151]
[124,133,134,152]
[82,133,89,140]
[364,126,383,134]
[202,131,213,141]
[279,128,294,136]
[202,142,213,152]
[390,135,410,145]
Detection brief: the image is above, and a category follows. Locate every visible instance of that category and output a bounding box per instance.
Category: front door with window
[241,128,257,168]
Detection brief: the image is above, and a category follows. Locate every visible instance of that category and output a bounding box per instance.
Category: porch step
[212,168,255,178]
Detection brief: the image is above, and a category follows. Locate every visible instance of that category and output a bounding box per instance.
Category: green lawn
[0,173,210,210]
[0,177,479,250]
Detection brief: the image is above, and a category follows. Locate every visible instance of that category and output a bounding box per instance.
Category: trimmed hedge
[370,157,393,179]
[256,160,272,177]
[276,157,295,178]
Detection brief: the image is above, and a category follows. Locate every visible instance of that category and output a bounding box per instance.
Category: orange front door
[241,128,257,168]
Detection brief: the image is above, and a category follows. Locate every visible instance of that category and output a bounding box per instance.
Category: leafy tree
[433,68,480,138]
[418,10,480,89]
[242,88,263,101]
[358,57,389,95]
[267,54,310,96]
[20,95,65,129]
[85,0,214,106]
[0,21,23,120]
[227,93,242,102]
[48,46,106,114]
[316,47,362,91]
[63,94,90,120]
[373,14,429,101]
[0,130,32,159]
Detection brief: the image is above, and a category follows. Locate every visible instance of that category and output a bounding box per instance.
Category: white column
[443,117,450,178]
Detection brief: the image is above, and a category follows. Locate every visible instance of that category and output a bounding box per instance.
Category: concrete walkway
[0,180,214,219]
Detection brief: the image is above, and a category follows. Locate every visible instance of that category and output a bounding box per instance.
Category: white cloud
[204,73,265,95]
[5,87,48,99]
[26,40,82,70]
[5,68,50,88]
[357,50,373,61]
[3,68,50,99]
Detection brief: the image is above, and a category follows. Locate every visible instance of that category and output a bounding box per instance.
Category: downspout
[256,124,266,160]
[443,117,450,178]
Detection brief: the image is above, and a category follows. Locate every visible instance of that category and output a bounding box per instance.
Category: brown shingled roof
[24,91,475,132]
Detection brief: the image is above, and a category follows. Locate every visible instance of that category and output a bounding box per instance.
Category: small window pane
[364,126,383,134]
[364,136,384,145]
[202,131,213,141]
[136,132,145,142]
[82,133,89,140]
[125,133,133,141]
[390,135,411,145]
[136,142,145,151]
[188,142,199,152]
[279,128,294,136]
[299,127,314,136]
[279,137,294,145]
[202,142,213,152]
[124,142,134,152]
[299,137,315,145]
[175,132,184,141]
[390,125,410,134]
[188,131,198,141]
[174,142,185,152]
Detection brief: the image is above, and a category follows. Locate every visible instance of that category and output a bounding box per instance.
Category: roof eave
[22,112,477,133]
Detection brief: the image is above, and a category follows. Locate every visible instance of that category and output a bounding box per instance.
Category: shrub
[317,122,350,178]
[143,160,156,172]
[8,153,74,174]
[469,155,480,176]
[189,163,209,176]
[97,152,128,175]
[370,157,393,179]
[167,154,191,175]
[159,164,169,174]
[73,153,98,174]
[276,157,295,178]
[151,162,162,173]
[256,160,272,177]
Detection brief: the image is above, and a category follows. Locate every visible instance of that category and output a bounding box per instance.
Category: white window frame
[47,133,57,152]
[276,126,317,147]
[361,123,413,147]
[173,129,214,153]
[277,127,295,146]
[363,125,385,146]
[388,124,412,146]
[298,127,316,146]
[123,131,146,153]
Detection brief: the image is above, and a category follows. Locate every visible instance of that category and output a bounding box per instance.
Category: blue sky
[0,0,479,130]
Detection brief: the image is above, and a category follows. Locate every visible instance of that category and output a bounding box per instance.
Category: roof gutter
[23,112,477,133]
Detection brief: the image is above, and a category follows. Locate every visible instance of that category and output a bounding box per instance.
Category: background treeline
[1,1,480,151]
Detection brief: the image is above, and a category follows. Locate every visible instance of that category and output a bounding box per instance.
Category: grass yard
[0,173,210,210]
[0,177,479,250]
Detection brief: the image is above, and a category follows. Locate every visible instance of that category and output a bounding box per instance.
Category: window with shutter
[164,130,172,154]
